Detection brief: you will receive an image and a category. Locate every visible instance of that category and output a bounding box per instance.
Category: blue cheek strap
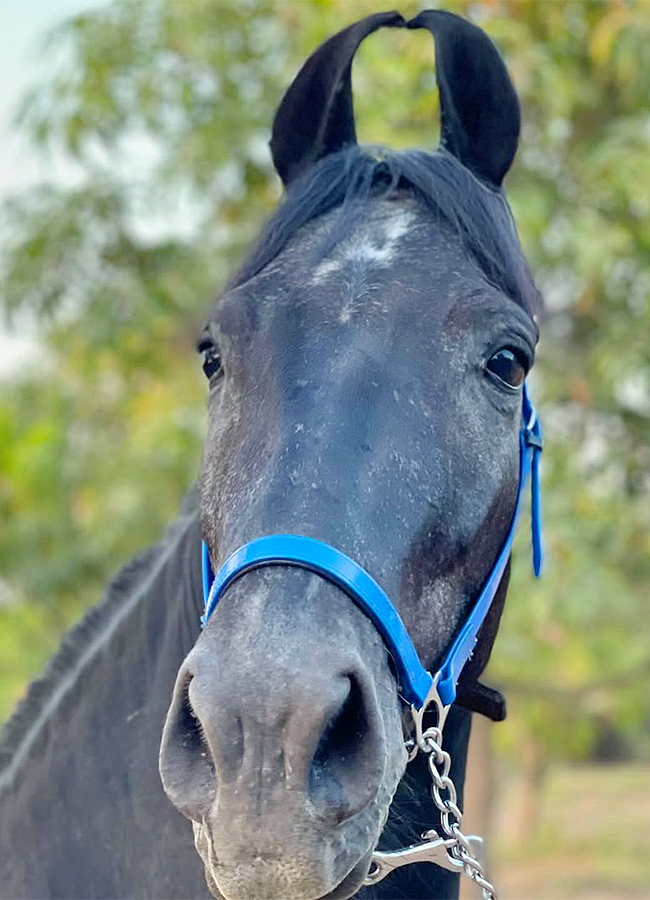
[201,385,542,711]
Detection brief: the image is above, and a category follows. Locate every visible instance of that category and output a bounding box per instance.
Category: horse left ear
[408,10,520,188]
[270,11,405,188]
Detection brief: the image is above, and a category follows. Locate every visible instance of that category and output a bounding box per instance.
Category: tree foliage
[1,0,649,765]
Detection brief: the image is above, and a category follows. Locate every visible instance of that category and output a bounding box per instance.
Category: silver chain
[418,719,498,900]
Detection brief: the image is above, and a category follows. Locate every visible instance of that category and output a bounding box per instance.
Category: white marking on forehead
[310,209,415,287]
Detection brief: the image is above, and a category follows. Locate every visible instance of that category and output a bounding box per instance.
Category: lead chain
[420,728,498,900]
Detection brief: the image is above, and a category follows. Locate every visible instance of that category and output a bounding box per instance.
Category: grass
[489,763,650,899]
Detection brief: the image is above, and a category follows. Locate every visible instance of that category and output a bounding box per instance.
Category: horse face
[160,194,537,900]
[161,11,539,899]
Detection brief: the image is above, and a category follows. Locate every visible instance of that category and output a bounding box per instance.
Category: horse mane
[0,548,160,772]
[0,490,199,774]
[229,144,542,319]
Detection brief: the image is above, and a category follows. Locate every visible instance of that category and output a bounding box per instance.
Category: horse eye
[201,348,222,381]
[486,348,527,388]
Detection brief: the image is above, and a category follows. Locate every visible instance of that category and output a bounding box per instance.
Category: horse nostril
[159,672,216,820]
[179,677,210,753]
[313,677,361,768]
[309,675,379,823]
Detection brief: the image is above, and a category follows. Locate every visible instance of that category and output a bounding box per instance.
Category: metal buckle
[523,428,543,451]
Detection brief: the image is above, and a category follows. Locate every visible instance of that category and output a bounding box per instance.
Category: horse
[0,10,543,900]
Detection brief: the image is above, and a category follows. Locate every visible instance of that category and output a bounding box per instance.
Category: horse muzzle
[159,567,406,900]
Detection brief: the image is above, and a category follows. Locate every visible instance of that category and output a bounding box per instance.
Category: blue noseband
[201,385,542,710]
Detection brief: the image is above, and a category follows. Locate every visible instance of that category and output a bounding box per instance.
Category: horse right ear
[408,9,521,188]
[270,11,405,189]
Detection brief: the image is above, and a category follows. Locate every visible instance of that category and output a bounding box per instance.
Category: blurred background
[0,1,648,897]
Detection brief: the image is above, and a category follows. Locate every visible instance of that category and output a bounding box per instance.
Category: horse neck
[360,704,472,900]
[0,490,205,898]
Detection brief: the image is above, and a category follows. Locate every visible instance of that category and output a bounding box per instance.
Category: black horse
[0,10,542,900]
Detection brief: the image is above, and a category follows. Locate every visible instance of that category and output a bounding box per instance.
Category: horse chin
[194,819,375,900]
[315,849,374,900]
[202,853,373,900]
[200,858,372,900]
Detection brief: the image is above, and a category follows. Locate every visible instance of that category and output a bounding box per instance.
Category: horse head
[160,11,541,899]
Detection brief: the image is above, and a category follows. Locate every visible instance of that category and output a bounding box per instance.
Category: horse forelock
[225,145,542,323]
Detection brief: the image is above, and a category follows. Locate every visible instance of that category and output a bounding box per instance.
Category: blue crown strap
[522,384,543,577]
[436,385,543,706]
[531,453,542,577]
[201,384,542,712]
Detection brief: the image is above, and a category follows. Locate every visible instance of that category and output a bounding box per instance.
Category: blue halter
[201,385,542,711]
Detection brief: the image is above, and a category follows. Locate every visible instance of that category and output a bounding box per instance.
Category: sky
[0,0,106,195]
[0,0,104,376]
[0,0,209,377]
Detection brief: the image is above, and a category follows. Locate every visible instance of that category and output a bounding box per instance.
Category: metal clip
[365,830,485,885]
[407,673,449,761]
[364,829,461,883]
